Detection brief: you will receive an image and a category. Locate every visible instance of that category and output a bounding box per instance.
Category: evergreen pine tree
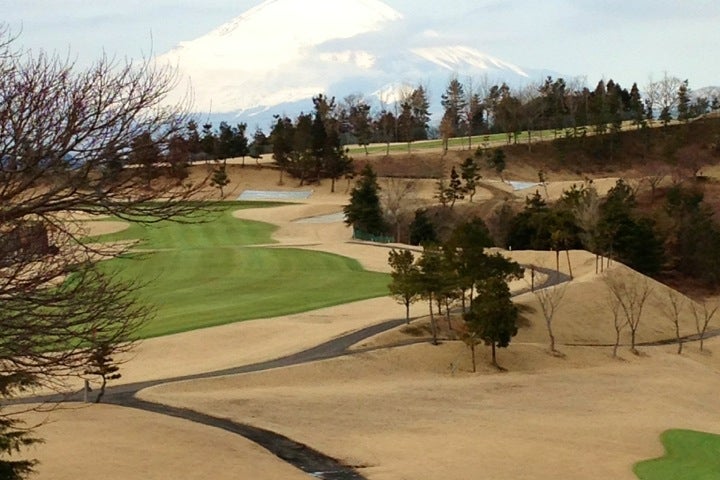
[211,162,230,198]
[460,156,481,202]
[409,209,438,246]
[677,79,691,122]
[464,276,519,369]
[343,164,387,237]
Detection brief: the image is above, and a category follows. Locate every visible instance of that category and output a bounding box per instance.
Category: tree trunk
[330,176,336,193]
[613,328,620,358]
[527,129,532,152]
[630,328,637,354]
[547,320,556,353]
[405,300,411,324]
[565,249,574,279]
[491,342,498,368]
[428,298,438,345]
[445,299,452,331]
[531,266,535,292]
[471,343,476,373]
[95,376,107,404]
[675,323,683,354]
[555,249,560,274]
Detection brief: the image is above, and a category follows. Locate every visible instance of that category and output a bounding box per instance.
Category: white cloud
[3,0,719,88]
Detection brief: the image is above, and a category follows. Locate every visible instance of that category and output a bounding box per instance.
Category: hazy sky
[3,0,719,89]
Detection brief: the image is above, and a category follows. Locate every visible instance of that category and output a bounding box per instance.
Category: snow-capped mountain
[156,0,552,127]
[693,86,720,101]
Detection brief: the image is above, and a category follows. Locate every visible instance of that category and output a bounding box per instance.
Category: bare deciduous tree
[604,270,653,354]
[691,300,718,352]
[533,284,567,354]
[0,28,207,477]
[573,184,603,273]
[661,290,686,354]
[382,178,417,242]
[643,167,668,204]
[606,291,626,358]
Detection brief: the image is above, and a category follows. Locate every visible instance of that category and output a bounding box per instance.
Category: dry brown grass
[18,161,720,480]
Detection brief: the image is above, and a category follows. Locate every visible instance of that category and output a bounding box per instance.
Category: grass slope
[96,202,390,338]
[634,430,720,480]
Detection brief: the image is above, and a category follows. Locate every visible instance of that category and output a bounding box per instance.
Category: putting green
[634,429,720,479]
[94,202,390,338]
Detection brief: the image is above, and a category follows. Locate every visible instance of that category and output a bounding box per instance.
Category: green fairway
[95,202,390,338]
[345,129,561,155]
[634,429,720,479]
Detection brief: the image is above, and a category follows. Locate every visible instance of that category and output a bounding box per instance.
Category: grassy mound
[634,429,720,479]
[96,202,390,338]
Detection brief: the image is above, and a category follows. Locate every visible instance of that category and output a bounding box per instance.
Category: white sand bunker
[238,190,313,201]
[508,181,540,191]
[294,212,345,224]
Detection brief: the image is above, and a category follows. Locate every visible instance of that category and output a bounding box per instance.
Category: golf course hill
[18,115,720,480]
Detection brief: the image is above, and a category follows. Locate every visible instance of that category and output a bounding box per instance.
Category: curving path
[18,258,720,477]
[15,264,570,479]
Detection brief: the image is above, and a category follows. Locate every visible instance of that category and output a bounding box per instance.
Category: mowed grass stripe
[94,202,389,338]
[95,201,279,249]
[634,429,720,479]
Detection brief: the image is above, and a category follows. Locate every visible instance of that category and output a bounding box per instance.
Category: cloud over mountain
[156,0,552,126]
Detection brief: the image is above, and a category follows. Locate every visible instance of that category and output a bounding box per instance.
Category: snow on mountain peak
[410,46,529,78]
[157,0,402,114]
[156,0,543,124]
[217,0,403,39]
[162,0,401,69]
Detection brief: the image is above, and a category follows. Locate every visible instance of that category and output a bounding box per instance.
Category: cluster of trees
[387,218,524,370]
[122,74,719,191]
[501,178,720,286]
[390,195,719,369]
[342,153,500,243]
[269,94,353,191]
[503,180,663,277]
[183,121,252,163]
[433,148,509,209]
[156,74,719,189]
[256,73,720,157]
[0,29,206,478]
[399,166,720,290]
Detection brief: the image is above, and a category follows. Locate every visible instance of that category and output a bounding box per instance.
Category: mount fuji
[156,0,556,128]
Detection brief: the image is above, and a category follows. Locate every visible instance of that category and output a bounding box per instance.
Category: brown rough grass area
[18,161,720,480]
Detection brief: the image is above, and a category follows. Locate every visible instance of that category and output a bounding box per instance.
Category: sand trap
[238,189,314,201]
[508,180,540,190]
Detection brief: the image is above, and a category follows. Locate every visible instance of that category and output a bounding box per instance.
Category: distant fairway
[634,430,720,480]
[95,202,390,338]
